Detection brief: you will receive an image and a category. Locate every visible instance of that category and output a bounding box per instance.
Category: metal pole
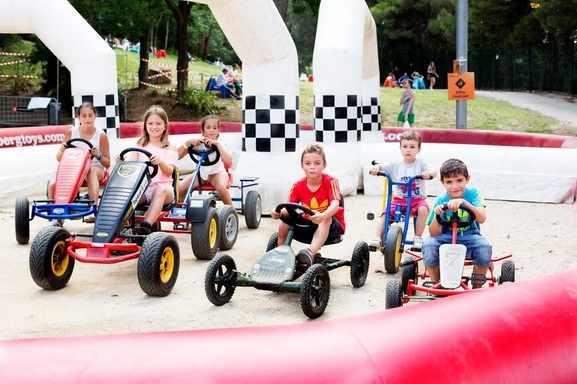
[456,0,468,129]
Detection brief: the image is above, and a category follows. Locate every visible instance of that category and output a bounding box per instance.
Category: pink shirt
[136,143,178,187]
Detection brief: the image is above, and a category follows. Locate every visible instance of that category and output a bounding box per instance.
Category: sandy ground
[2,193,577,341]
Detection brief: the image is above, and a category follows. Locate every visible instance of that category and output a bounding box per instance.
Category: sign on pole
[448,72,475,100]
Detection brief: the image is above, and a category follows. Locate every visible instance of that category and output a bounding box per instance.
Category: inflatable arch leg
[0,0,120,140]
[313,0,381,144]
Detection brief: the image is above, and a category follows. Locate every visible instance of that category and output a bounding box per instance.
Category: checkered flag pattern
[314,94,361,143]
[362,96,381,132]
[242,95,300,152]
[73,94,119,140]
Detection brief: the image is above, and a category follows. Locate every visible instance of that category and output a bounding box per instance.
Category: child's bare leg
[472,265,489,289]
[211,173,232,205]
[277,222,290,246]
[47,179,56,199]
[178,174,194,203]
[86,166,104,205]
[415,205,429,237]
[427,265,440,283]
[375,214,385,237]
[309,219,330,254]
[144,185,173,224]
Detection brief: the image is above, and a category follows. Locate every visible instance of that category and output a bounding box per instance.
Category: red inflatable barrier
[2,124,577,148]
[2,269,577,383]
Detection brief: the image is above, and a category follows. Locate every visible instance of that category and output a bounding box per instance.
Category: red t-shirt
[286,173,345,233]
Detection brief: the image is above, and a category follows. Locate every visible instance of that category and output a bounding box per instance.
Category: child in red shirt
[270,144,345,266]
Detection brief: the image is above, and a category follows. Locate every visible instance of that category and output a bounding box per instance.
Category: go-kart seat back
[92,161,151,243]
[53,147,92,204]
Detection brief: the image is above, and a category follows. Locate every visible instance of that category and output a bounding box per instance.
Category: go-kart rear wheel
[384,226,403,273]
[401,256,418,294]
[498,259,516,284]
[217,206,239,251]
[205,253,237,306]
[350,241,369,288]
[243,190,262,229]
[385,279,403,309]
[138,232,180,297]
[266,233,279,252]
[15,196,30,245]
[191,206,219,260]
[300,264,331,319]
[29,226,75,290]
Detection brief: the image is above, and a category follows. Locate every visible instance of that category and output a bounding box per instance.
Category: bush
[177,87,225,116]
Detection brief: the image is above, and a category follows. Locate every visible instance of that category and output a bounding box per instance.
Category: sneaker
[413,236,423,250]
[135,220,152,236]
[84,214,96,223]
[296,248,314,267]
[368,236,382,249]
[48,219,64,227]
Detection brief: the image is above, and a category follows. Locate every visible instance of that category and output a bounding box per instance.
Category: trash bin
[47,100,61,125]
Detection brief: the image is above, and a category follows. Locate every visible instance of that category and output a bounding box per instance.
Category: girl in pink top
[126,105,178,234]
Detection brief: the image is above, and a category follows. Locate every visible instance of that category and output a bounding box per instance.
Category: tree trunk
[165,0,193,94]
[138,32,151,90]
[273,0,289,20]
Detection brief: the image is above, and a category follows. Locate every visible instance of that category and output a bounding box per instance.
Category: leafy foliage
[176,87,225,117]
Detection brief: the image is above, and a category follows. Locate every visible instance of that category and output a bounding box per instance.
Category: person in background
[229,63,243,96]
[397,78,416,127]
[427,61,439,90]
[216,68,241,100]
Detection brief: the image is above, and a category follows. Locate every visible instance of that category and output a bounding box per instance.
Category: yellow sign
[448,72,475,100]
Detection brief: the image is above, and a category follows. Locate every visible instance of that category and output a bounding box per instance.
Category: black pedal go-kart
[28,148,180,297]
[204,202,370,319]
[15,138,109,244]
[135,143,261,260]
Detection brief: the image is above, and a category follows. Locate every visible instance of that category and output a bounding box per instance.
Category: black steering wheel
[65,138,94,158]
[436,203,476,228]
[275,202,316,226]
[119,147,159,179]
[188,143,220,167]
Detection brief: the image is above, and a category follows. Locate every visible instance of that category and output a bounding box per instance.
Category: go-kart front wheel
[15,196,30,245]
[266,233,279,252]
[191,206,220,260]
[138,232,180,297]
[498,259,516,284]
[385,279,403,309]
[205,254,237,306]
[384,226,403,273]
[217,206,239,251]
[300,264,331,319]
[243,190,262,229]
[350,241,369,288]
[401,256,418,294]
[29,226,75,290]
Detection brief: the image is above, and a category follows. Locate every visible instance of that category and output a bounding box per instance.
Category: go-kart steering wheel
[119,147,159,179]
[65,138,94,158]
[188,143,220,167]
[436,203,476,228]
[275,202,316,226]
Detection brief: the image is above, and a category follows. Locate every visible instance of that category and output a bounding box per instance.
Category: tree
[164,0,193,94]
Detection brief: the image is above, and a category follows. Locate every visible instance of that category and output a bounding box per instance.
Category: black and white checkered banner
[73,94,119,140]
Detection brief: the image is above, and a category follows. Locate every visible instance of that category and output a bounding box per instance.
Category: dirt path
[2,195,576,340]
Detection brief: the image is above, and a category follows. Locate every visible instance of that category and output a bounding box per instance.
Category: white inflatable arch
[0,0,119,139]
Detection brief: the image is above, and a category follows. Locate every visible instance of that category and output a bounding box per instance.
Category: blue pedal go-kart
[367,166,426,273]
[204,202,370,319]
[15,138,109,244]
[385,204,515,309]
[135,143,261,260]
[28,147,180,297]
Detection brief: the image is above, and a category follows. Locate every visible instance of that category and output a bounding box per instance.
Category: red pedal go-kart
[15,138,109,244]
[204,202,370,319]
[133,143,261,260]
[28,148,180,297]
[385,204,515,309]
